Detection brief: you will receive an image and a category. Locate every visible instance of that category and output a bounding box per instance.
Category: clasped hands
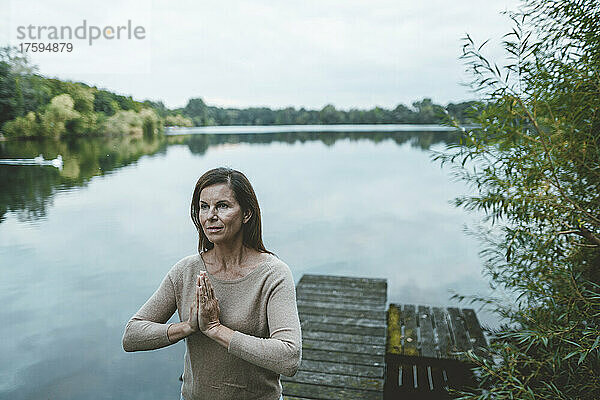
[186,272,221,336]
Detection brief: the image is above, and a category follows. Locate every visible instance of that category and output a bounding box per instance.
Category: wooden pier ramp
[385,304,489,398]
[282,274,388,400]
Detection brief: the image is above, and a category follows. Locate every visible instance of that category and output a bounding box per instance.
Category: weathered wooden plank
[283,397,313,400]
[283,396,313,400]
[297,288,386,300]
[302,339,386,355]
[299,274,387,288]
[296,286,387,303]
[296,282,387,296]
[296,286,387,301]
[299,273,387,284]
[387,303,402,355]
[297,299,386,312]
[462,308,488,358]
[301,330,385,346]
[302,348,385,367]
[297,287,380,298]
[301,320,386,337]
[282,381,382,400]
[296,286,383,297]
[402,305,419,356]
[299,314,387,328]
[281,370,383,391]
[418,305,436,358]
[296,287,386,302]
[432,307,453,358]
[448,308,471,353]
[298,305,386,320]
[296,291,384,301]
[298,280,387,292]
[296,293,386,308]
[297,359,384,378]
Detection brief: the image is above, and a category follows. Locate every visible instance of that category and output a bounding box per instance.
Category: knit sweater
[122,253,302,400]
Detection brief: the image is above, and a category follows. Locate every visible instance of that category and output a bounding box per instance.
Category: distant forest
[1,46,479,140]
[154,97,479,127]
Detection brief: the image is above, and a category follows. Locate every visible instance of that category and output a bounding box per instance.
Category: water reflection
[169,129,463,155]
[0,130,461,224]
[0,135,168,223]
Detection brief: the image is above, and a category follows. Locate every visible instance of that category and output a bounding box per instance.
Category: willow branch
[513,95,600,227]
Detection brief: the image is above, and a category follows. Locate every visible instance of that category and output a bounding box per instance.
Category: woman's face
[199,183,250,245]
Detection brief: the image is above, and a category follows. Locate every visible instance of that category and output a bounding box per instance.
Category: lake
[0,127,496,399]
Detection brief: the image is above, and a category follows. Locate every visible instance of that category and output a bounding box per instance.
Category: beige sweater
[122,253,302,400]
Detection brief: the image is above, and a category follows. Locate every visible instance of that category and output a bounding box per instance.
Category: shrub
[436,1,600,398]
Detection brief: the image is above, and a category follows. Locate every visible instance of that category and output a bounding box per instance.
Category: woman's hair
[191,167,273,254]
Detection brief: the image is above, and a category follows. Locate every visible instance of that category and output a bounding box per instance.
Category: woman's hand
[197,272,221,335]
[166,285,200,342]
[185,284,200,333]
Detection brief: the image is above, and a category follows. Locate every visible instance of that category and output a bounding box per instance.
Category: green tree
[165,114,193,127]
[275,107,296,124]
[143,100,168,117]
[39,94,80,138]
[140,108,161,137]
[0,47,39,124]
[392,104,416,123]
[93,90,119,116]
[183,97,210,126]
[99,109,160,137]
[412,98,444,123]
[63,82,94,114]
[0,59,16,124]
[446,101,480,124]
[436,1,600,398]
[2,111,39,138]
[319,104,343,124]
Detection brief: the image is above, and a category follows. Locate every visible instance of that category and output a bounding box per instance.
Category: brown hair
[191,167,273,254]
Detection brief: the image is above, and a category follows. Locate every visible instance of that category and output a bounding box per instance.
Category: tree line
[0,46,479,140]
[0,47,163,140]
[174,97,479,127]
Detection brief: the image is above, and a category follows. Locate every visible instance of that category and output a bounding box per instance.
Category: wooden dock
[282,274,388,400]
[282,275,489,400]
[385,304,489,398]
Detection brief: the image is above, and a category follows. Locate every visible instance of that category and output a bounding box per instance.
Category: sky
[2,0,520,110]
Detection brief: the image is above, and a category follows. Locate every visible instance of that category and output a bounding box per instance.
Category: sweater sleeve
[227,265,302,377]
[122,272,178,352]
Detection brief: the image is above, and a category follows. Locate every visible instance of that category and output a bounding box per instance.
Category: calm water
[0,129,496,399]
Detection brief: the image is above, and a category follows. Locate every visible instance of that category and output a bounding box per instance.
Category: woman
[122,167,302,400]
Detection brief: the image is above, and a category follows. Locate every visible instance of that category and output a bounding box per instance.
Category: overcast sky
[2,0,520,110]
